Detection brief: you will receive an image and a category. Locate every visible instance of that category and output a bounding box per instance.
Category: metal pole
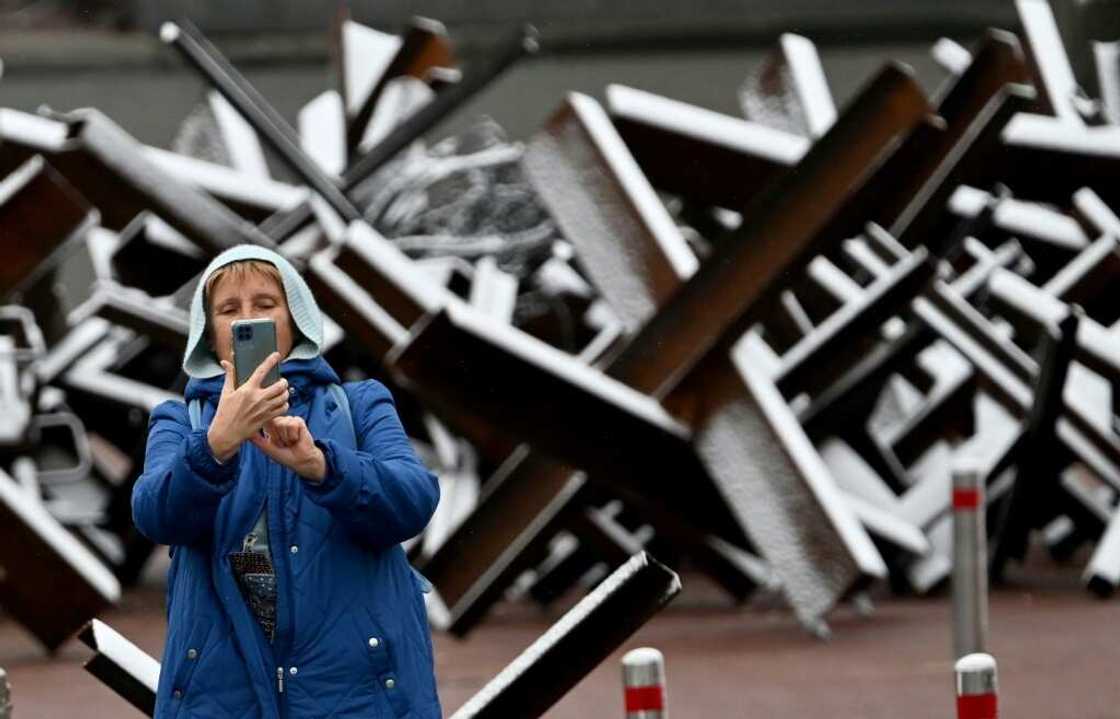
[622,647,666,719]
[952,459,988,659]
[259,23,540,241]
[160,19,363,225]
[0,666,12,719]
[955,653,998,719]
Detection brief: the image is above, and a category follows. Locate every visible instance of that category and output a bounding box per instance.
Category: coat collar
[184,356,342,403]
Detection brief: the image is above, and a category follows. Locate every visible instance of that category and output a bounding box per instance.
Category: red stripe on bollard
[956,692,998,719]
[625,685,664,712]
[953,488,981,509]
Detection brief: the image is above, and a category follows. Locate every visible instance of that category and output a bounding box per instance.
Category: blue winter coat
[132,357,442,719]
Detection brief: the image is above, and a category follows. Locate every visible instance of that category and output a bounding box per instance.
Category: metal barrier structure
[4,0,1120,712]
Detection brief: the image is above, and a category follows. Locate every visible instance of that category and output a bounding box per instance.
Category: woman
[132,244,442,719]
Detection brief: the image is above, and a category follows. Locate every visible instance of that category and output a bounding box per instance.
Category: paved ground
[1,549,1117,718]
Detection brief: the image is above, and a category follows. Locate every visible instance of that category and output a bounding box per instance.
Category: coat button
[172,689,183,699]
[187,648,198,660]
[368,637,380,648]
[384,678,396,690]
[290,545,299,554]
[289,666,298,676]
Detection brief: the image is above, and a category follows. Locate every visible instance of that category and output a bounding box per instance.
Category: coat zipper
[267,421,297,718]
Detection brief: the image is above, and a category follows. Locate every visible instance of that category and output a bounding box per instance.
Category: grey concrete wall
[132,0,1016,49]
[1,43,943,153]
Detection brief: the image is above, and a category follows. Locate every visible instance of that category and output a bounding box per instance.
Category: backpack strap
[188,398,203,432]
[327,383,356,447]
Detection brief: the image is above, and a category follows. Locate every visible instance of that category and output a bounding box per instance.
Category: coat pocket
[165,621,217,717]
[360,609,412,719]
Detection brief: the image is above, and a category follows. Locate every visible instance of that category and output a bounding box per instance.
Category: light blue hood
[182,245,324,378]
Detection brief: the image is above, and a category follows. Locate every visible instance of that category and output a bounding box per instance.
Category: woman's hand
[249,416,327,483]
[207,353,289,462]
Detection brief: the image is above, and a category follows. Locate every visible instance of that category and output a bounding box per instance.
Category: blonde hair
[205,260,282,300]
[203,260,288,344]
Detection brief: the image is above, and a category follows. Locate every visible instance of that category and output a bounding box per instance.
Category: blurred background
[3,1,1120,718]
[2,0,1025,146]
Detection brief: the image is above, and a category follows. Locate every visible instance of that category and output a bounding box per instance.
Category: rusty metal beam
[524,91,701,331]
[0,466,120,651]
[680,336,887,629]
[1001,114,1120,206]
[892,84,1036,253]
[0,155,96,300]
[110,213,209,298]
[0,108,269,253]
[78,620,158,717]
[67,282,190,352]
[775,249,935,399]
[140,144,305,223]
[260,25,539,241]
[992,310,1081,574]
[606,84,807,210]
[388,301,749,548]
[161,19,363,224]
[305,247,409,363]
[417,448,588,636]
[606,63,929,399]
[346,17,456,156]
[448,552,680,719]
[528,73,900,628]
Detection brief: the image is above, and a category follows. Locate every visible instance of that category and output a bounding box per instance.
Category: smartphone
[232,318,280,388]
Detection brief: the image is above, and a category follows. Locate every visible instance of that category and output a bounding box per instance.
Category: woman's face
[208,270,294,366]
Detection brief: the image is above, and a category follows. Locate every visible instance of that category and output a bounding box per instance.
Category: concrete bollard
[0,666,11,719]
[622,647,666,718]
[955,653,998,719]
[952,460,988,660]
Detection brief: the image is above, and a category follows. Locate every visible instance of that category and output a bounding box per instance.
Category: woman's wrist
[301,448,328,484]
[207,426,239,463]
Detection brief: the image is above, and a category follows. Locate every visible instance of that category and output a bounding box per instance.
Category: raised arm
[131,400,237,546]
[304,380,440,551]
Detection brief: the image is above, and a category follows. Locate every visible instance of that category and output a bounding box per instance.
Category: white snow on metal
[299,90,347,178]
[932,37,974,76]
[86,619,162,692]
[781,33,836,138]
[208,90,271,179]
[143,145,307,211]
[342,20,402,116]
[607,84,808,164]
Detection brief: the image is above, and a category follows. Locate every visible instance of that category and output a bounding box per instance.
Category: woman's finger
[220,360,236,394]
[260,378,289,401]
[283,421,302,446]
[249,432,279,457]
[246,351,282,389]
[263,418,287,447]
[258,399,289,423]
